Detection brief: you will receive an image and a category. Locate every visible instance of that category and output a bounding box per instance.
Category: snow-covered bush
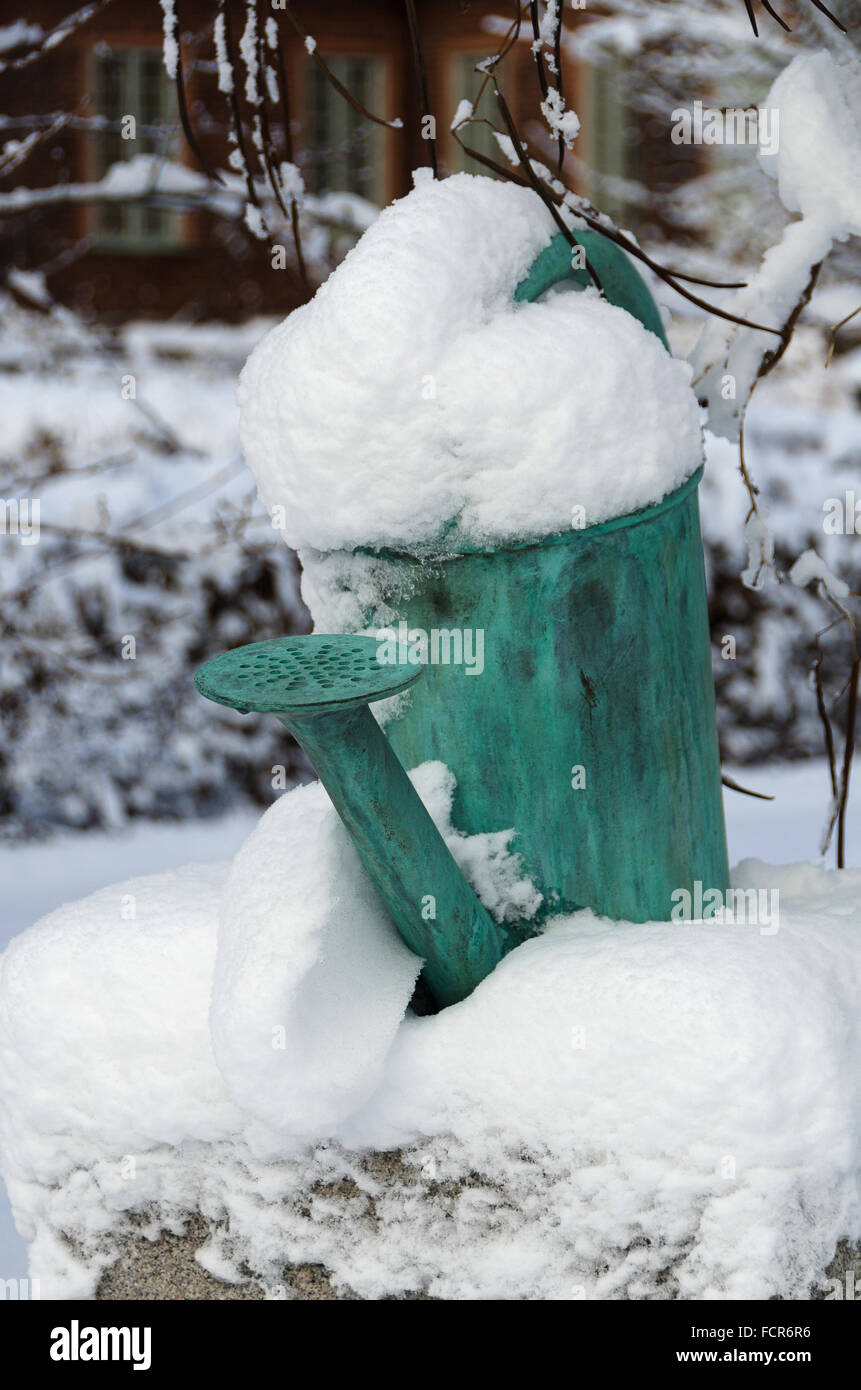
[0,296,310,840]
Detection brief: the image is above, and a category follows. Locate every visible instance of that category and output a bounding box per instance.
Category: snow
[759,51,861,236]
[239,0,259,107]
[541,87,580,147]
[789,548,851,601]
[278,161,304,205]
[450,99,473,130]
[0,22,42,55]
[740,512,775,592]
[1,761,859,1299]
[690,50,861,441]
[238,173,704,554]
[213,11,233,95]
[243,201,267,240]
[158,0,178,82]
[210,776,421,1138]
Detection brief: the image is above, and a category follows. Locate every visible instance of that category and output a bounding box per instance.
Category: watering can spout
[194,635,504,1009]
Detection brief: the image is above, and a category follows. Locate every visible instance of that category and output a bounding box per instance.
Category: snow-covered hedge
[0,275,859,839]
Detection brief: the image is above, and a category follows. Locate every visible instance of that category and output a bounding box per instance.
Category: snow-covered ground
[0,759,855,1292]
[0,813,258,1281]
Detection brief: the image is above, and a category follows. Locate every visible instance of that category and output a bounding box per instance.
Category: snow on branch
[689,50,861,441]
[0,1,114,73]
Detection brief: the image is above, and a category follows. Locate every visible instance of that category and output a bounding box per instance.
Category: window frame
[83,41,188,255]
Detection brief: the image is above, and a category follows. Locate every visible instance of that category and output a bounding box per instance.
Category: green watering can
[196,229,729,1009]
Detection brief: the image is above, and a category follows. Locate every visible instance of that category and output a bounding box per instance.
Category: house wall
[0,1,608,322]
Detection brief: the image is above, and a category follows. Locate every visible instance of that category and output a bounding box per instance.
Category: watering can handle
[514,229,669,349]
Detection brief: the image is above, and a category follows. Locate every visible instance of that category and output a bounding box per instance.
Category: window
[306,57,385,203]
[95,48,181,250]
[450,53,503,174]
[580,57,632,224]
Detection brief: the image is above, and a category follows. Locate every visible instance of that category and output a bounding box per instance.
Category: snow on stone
[238,172,703,554]
[210,777,421,1138]
[1,801,860,1297]
[211,761,539,1138]
[690,50,861,441]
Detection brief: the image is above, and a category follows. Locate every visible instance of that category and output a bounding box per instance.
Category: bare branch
[404,0,437,178]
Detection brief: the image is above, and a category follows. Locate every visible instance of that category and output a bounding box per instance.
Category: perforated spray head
[194,635,501,1009]
[193,634,422,717]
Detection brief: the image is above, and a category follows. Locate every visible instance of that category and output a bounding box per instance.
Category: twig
[219,0,264,225]
[1,449,136,496]
[493,88,604,292]
[721,773,775,800]
[825,303,861,366]
[756,261,823,382]
[283,2,402,129]
[404,0,437,178]
[813,647,839,802]
[174,3,225,185]
[0,0,115,72]
[270,11,311,294]
[453,135,781,334]
[837,650,860,869]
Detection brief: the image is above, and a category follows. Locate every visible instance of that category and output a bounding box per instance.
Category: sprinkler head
[193,634,422,717]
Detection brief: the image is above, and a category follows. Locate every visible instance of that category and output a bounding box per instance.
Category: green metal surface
[194,634,422,715]
[194,635,503,1008]
[514,228,669,348]
[369,472,730,930]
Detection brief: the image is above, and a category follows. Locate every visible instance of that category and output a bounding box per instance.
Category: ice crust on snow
[238,173,703,553]
[1,767,860,1300]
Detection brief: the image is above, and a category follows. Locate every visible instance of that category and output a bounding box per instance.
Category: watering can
[195,228,729,1009]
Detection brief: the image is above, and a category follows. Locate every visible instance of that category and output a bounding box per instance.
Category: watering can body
[365,466,729,936]
[348,229,729,935]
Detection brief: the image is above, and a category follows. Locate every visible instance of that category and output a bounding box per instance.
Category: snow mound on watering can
[238,172,703,553]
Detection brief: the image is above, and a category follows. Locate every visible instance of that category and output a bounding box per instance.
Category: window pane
[95,48,179,250]
[452,55,501,174]
[306,57,383,203]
